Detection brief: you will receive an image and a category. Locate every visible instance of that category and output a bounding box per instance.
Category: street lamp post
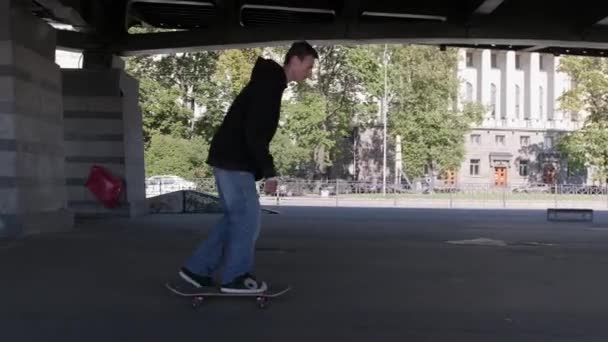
[382,44,388,196]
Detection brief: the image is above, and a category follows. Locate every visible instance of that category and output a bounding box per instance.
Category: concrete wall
[119,72,147,217]
[62,68,146,218]
[0,4,73,237]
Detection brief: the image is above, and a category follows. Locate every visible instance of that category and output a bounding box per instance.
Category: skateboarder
[178,41,318,294]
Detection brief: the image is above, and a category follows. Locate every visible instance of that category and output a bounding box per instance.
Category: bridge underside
[24,0,608,56]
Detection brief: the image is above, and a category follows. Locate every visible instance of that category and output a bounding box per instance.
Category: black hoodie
[206,57,287,181]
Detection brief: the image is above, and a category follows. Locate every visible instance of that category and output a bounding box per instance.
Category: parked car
[512,183,552,193]
[260,177,306,197]
[146,175,197,196]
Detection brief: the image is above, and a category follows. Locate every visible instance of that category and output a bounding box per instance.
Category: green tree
[270,129,311,176]
[126,55,198,145]
[558,124,608,184]
[354,45,483,182]
[153,52,221,140]
[275,45,372,178]
[136,76,193,146]
[557,56,608,183]
[126,50,221,140]
[271,90,331,177]
[393,47,483,181]
[215,48,263,98]
[126,51,218,177]
[196,48,264,142]
[144,133,211,179]
[313,46,370,178]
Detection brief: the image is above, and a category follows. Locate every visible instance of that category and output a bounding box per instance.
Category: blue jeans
[184,167,261,284]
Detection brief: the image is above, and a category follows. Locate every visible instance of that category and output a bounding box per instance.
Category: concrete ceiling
[29,0,608,56]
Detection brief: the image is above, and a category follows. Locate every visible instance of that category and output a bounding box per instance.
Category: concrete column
[524,53,539,121]
[547,54,557,121]
[501,51,516,121]
[62,61,146,218]
[478,49,491,118]
[456,49,466,109]
[0,2,73,237]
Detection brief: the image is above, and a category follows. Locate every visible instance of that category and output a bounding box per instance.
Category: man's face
[290,55,315,82]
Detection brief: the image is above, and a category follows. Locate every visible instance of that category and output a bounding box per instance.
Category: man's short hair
[284,41,319,65]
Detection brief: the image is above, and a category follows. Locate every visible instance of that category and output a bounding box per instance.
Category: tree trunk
[428,160,436,193]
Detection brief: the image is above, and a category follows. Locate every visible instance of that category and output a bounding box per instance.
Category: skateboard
[165,281,291,309]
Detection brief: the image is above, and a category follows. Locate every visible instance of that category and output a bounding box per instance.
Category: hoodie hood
[250,57,287,88]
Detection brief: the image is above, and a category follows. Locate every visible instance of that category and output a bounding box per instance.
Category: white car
[145,175,197,197]
[512,183,551,193]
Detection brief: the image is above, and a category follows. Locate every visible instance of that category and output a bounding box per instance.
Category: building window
[496,135,506,146]
[519,160,529,177]
[515,85,521,118]
[466,82,473,102]
[470,134,481,145]
[539,86,544,119]
[490,83,497,118]
[470,159,480,176]
[544,136,554,149]
[515,54,521,69]
[520,136,530,147]
[491,53,498,68]
[466,52,474,67]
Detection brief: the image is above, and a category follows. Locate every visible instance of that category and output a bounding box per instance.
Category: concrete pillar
[501,51,516,121]
[524,53,539,121]
[456,49,466,109]
[0,2,73,237]
[547,54,557,121]
[62,58,146,218]
[478,49,492,118]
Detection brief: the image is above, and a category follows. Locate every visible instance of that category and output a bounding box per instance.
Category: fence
[146,178,608,210]
[145,178,217,198]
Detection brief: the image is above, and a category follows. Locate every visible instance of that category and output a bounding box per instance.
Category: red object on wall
[85,165,123,208]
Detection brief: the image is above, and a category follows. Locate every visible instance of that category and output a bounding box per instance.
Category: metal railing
[146,178,608,210]
[145,178,217,198]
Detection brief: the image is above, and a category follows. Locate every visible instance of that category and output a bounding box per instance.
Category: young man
[178,41,318,294]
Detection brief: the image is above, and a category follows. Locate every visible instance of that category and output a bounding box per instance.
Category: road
[1,207,608,341]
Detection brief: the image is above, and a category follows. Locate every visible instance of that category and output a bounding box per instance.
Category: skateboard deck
[165,281,291,309]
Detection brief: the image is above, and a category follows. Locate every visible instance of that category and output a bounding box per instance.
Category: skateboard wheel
[256,296,268,309]
[192,296,204,308]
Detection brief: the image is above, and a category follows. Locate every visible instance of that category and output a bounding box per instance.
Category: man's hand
[264,178,278,195]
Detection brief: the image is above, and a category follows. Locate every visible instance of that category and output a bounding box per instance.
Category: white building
[455,48,587,187]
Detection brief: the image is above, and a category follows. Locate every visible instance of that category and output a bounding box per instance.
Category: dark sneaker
[220,273,268,294]
[178,267,216,288]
